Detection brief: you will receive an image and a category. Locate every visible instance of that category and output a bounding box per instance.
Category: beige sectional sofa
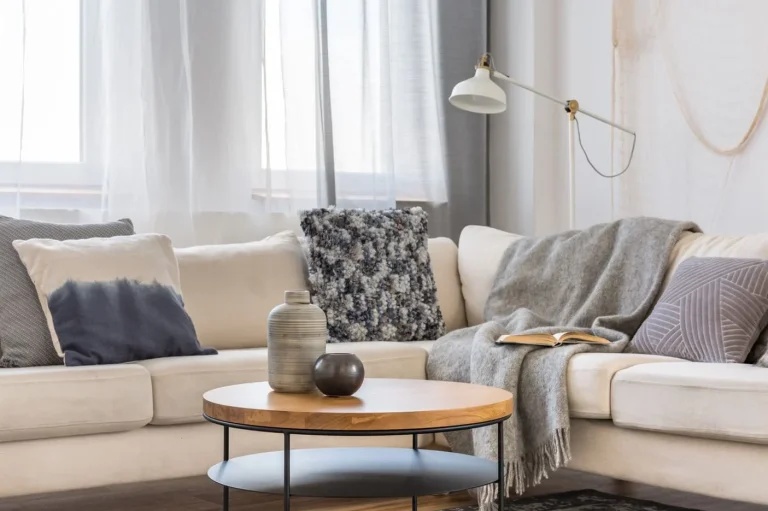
[1,226,768,505]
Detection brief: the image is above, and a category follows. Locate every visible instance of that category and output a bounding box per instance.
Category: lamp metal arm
[491,70,635,136]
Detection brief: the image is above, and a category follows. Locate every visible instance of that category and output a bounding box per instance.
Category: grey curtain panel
[423,0,489,241]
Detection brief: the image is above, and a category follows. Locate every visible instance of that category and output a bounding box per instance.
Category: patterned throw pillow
[300,207,444,343]
[0,217,135,368]
[630,257,768,363]
[12,234,216,366]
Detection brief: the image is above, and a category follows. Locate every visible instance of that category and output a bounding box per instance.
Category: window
[0,0,81,163]
[0,0,101,219]
[0,1,443,221]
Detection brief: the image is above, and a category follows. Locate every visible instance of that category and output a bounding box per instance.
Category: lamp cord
[486,50,637,178]
[574,116,636,178]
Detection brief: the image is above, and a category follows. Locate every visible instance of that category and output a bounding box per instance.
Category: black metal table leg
[223,426,229,511]
[498,422,505,511]
[412,433,418,511]
[284,432,291,511]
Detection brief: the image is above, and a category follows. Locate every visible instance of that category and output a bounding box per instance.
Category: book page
[558,332,611,344]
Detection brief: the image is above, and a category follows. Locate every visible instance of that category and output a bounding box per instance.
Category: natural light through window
[0,0,80,163]
[261,0,286,171]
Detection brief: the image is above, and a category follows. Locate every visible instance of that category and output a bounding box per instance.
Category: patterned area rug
[440,489,699,511]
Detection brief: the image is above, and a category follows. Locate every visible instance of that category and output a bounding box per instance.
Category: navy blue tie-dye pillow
[12,234,216,366]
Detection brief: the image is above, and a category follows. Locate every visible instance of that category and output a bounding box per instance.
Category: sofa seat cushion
[141,341,430,425]
[612,362,768,444]
[567,353,682,419]
[0,364,152,442]
[408,340,437,353]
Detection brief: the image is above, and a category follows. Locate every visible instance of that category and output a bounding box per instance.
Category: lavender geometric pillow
[630,257,768,363]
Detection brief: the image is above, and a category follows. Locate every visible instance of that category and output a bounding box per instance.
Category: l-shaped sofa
[1,225,767,505]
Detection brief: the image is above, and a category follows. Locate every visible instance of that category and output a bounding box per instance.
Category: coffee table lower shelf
[208,447,499,498]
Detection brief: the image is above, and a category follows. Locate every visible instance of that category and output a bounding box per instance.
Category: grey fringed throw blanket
[426,217,698,508]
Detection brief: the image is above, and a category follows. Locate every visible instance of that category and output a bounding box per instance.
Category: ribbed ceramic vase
[267,290,327,393]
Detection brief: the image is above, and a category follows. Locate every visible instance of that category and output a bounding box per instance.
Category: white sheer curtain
[94,0,265,247]
[0,0,449,245]
[0,0,95,223]
[259,0,326,213]
[612,0,768,233]
[263,0,448,210]
[321,0,448,208]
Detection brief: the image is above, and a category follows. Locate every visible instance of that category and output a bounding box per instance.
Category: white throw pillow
[12,234,215,365]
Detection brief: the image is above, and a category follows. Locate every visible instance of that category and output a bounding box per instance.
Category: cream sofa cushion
[664,231,768,290]
[435,352,681,450]
[140,342,430,425]
[408,340,437,353]
[457,229,768,325]
[0,364,152,442]
[427,237,467,332]
[567,353,682,419]
[612,362,768,444]
[434,351,681,448]
[175,231,308,350]
[458,226,524,326]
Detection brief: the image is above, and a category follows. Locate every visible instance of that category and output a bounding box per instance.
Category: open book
[495,331,611,347]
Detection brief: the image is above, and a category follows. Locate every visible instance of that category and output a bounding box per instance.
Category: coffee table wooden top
[203,378,513,432]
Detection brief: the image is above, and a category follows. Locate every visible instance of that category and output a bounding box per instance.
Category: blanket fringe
[477,427,571,511]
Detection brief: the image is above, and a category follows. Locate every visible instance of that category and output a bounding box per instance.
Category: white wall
[489,0,614,236]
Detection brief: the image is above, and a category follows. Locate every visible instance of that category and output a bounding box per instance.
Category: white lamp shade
[449,68,507,114]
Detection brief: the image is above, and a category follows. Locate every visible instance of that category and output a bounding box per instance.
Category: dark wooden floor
[1,467,766,511]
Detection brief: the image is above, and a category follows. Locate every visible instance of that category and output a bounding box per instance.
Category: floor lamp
[449,54,636,230]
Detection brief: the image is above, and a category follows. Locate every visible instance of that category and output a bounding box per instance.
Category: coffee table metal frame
[204,413,510,511]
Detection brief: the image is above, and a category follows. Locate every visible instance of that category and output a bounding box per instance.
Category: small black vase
[312,353,365,397]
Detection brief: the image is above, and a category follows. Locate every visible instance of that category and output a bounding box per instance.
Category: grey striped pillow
[630,257,768,363]
[0,217,135,368]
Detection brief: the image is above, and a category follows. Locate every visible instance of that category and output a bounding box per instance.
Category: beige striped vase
[267,290,328,393]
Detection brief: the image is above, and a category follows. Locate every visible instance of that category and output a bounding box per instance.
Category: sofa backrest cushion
[428,237,467,333]
[664,231,768,290]
[177,232,466,348]
[457,226,524,326]
[175,231,309,350]
[456,226,768,340]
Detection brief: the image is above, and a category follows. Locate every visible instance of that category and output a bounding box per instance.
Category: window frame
[0,0,102,202]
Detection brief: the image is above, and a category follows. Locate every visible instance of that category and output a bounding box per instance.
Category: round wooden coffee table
[203,378,513,511]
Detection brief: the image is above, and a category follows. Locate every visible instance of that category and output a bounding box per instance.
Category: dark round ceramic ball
[312,353,365,397]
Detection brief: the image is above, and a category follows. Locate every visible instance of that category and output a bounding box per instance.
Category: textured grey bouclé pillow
[300,207,444,343]
[630,257,768,363]
[0,217,135,367]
